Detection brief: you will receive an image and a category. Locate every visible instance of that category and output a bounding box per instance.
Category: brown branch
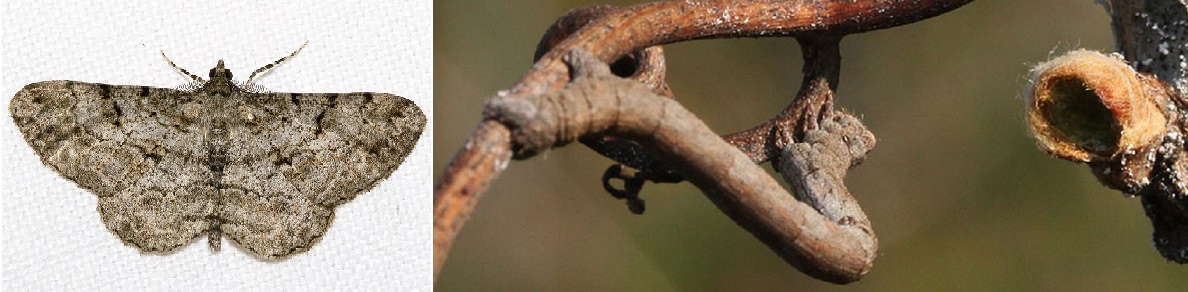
[488,49,877,282]
[535,0,969,175]
[433,121,512,273]
[515,0,973,95]
[533,4,682,183]
[435,0,973,283]
[533,4,674,98]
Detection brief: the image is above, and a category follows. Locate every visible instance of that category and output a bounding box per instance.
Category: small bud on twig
[1025,49,1188,264]
[1026,50,1167,163]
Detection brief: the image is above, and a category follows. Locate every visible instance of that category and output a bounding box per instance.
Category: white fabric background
[1,0,431,290]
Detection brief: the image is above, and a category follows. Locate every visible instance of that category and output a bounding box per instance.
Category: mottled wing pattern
[216,92,425,257]
[10,81,215,252]
[10,81,427,258]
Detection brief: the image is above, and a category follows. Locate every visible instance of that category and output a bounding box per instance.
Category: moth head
[209,60,233,79]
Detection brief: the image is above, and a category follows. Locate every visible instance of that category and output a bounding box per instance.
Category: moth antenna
[247,40,308,86]
[161,50,204,83]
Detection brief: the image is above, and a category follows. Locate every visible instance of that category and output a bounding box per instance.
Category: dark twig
[1106,0,1188,264]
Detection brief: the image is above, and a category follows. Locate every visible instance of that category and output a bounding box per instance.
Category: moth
[9,43,426,258]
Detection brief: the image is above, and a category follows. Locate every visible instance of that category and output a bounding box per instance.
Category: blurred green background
[435,0,1187,290]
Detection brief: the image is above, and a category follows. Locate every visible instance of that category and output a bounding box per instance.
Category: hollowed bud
[1026,50,1167,162]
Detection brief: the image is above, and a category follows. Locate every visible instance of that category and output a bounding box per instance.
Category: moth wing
[11,81,215,252]
[216,92,425,258]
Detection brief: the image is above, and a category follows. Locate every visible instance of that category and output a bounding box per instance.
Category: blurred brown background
[435,0,1188,290]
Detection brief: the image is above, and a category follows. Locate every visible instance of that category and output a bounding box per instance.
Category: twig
[487,48,878,283]
[435,0,973,283]
[433,121,512,274]
[1027,50,1188,263]
[1024,1,1188,263]
[1027,49,1188,264]
[1109,0,1188,95]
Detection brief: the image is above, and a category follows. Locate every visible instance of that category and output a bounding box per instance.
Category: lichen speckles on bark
[1110,0,1188,94]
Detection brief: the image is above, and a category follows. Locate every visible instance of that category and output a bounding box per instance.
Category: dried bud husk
[1024,49,1188,264]
[1026,50,1167,163]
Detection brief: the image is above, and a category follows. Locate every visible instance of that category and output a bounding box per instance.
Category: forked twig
[435,0,973,284]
